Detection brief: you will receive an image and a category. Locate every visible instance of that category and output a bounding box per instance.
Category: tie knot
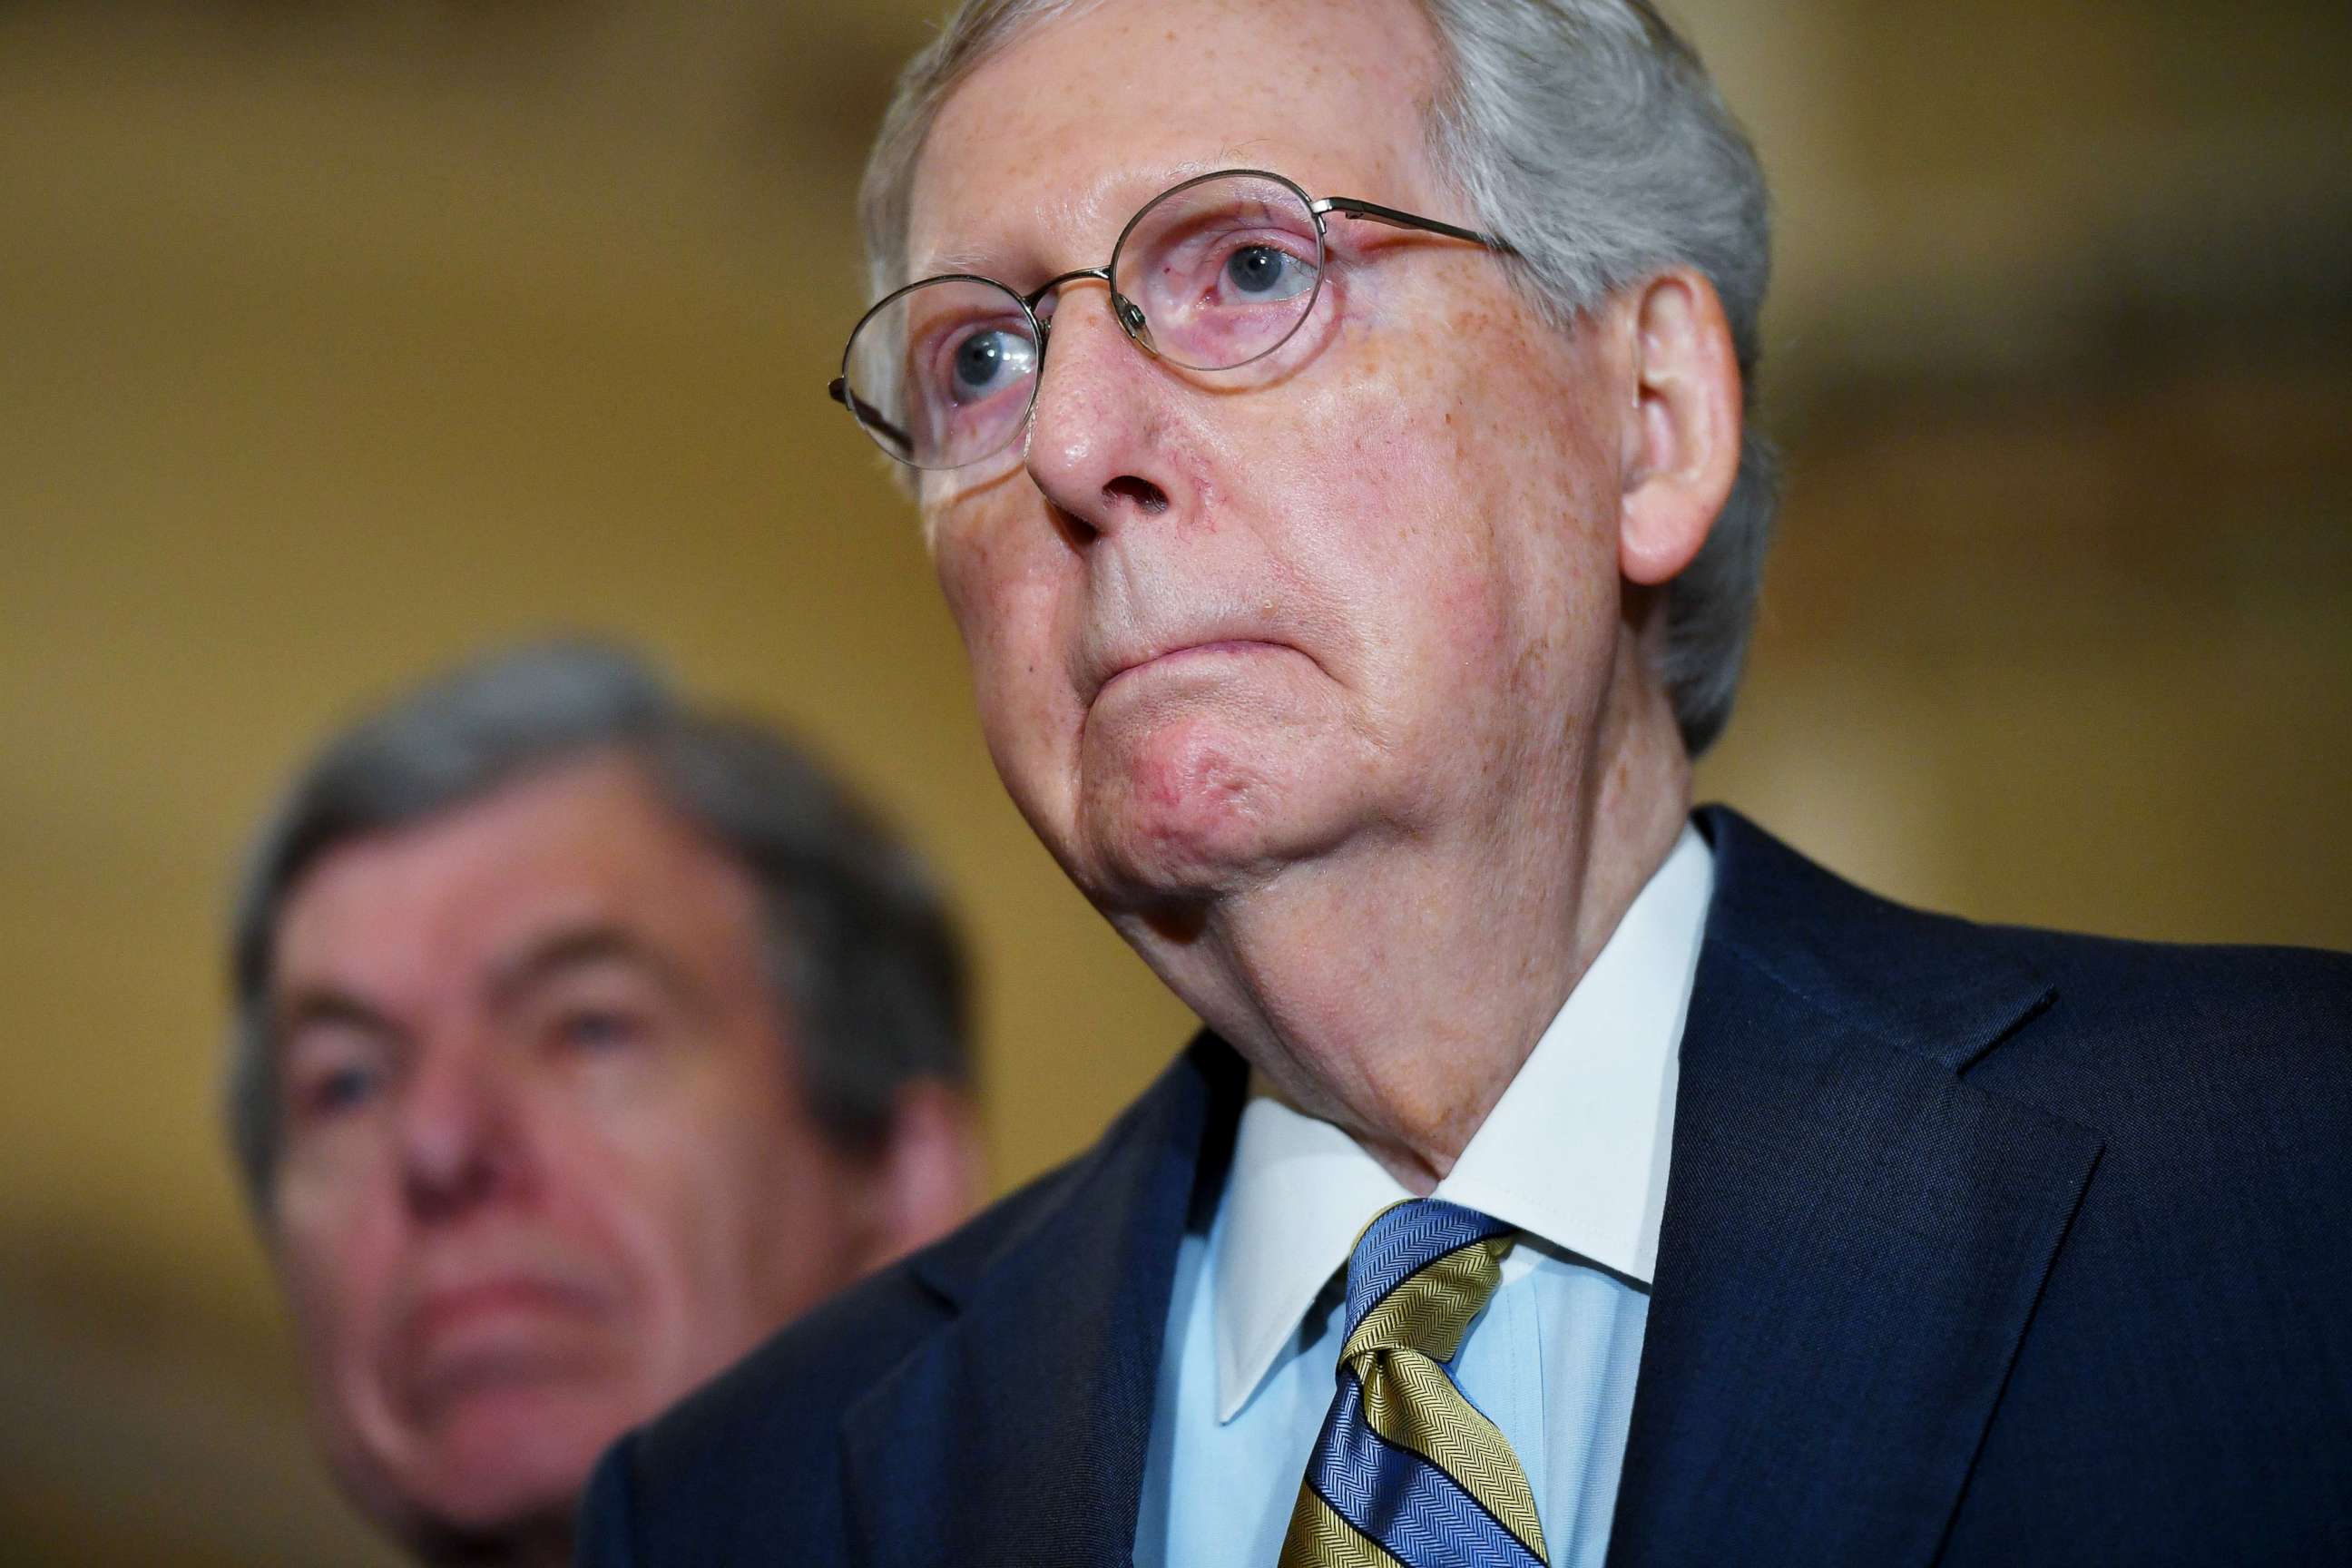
[1339,1199,1515,1367]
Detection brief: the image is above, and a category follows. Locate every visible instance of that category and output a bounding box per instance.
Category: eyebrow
[908,154,1259,289]
[275,988,404,1054]
[483,925,707,1018]
[917,245,1007,279]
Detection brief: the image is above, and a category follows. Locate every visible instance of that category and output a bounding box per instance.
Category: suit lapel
[838,1036,1245,1568]
[1608,812,2103,1566]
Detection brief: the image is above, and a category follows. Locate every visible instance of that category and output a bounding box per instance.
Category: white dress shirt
[1134,826,1714,1566]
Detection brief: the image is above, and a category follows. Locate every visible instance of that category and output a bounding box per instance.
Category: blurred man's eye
[553,1007,651,1054]
[297,1061,385,1121]
[280,1014,396,1126]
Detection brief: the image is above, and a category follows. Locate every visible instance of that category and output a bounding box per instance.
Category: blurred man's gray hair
[858,0,1775,755]
[225,640,967,1206]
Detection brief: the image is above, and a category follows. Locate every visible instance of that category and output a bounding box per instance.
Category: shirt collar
[1210,825,1714,1422]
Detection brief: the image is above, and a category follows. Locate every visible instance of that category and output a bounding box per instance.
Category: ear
[853,1079,983,1270]
[1616,269,1743,587]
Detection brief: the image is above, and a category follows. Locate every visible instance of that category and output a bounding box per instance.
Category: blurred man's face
[265,758,885,1551]
[910,0,1635,916]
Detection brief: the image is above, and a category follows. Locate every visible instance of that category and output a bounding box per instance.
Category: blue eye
[1221,244,1314,300]
[947,328,1037,403]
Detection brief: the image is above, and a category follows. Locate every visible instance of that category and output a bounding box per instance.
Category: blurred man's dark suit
[579,808,2352,1566]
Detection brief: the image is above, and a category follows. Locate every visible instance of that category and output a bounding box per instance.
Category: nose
[1024,281,1177,539]
[395,1043,529,1223]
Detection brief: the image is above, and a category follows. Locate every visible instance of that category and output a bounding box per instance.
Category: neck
[1117,650,1691,1193]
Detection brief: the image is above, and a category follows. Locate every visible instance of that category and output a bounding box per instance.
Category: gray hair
[224,640,967,1208]
[859,0,1777,755]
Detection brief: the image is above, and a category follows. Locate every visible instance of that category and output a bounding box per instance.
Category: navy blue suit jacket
[580,808,2352,1564]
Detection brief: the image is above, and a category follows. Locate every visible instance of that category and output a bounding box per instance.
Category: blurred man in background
[221,640,978,1566]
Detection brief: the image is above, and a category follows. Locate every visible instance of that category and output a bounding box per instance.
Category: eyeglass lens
[839,172,1328,471]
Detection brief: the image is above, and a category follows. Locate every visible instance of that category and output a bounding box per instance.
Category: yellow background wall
[3,1,2345,1558]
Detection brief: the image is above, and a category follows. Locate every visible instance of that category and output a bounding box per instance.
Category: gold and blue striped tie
[1279,1199,1548,1568]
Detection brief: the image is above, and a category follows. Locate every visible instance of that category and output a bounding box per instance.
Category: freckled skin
[916,2,1613,896]
[909,0,1720,1185]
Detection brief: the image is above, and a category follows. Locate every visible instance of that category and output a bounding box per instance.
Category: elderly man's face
[911,0,1635,912]
[264,760,884,1547]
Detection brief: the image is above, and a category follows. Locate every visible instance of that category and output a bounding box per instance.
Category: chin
[1074,710,1341,903]
[391,1384,626,1533]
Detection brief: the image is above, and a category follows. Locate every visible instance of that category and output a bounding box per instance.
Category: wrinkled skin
[906,0,1737,1182]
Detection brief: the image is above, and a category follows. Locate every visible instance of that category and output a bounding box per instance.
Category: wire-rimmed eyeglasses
[828,168,1514,473]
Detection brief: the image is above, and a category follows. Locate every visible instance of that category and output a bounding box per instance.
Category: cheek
[272,1207,413,1462]
[562,1071,836,1339]
[1273,307,1622,720]
[927,500,1004,635]
[932,508,1084,773]
[934,505,1043,670]
[550,1105,718,1292]
[1281,380,1518,655]
[272,1178,395,1364]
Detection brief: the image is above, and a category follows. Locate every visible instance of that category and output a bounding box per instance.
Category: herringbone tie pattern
[1279,1200,1548,1568]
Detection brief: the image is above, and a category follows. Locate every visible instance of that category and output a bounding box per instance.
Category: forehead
[908,0,1445,277]
[271,758,763,994]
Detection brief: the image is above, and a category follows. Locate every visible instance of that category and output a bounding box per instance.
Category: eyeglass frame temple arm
[828,377,916,456]
[1310,196,1516,255]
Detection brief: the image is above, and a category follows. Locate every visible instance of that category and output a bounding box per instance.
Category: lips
[1083,599,1316,699]
[1095,637,1293,700]
[390,1275,618,1423]
[404,1277,605,1349]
